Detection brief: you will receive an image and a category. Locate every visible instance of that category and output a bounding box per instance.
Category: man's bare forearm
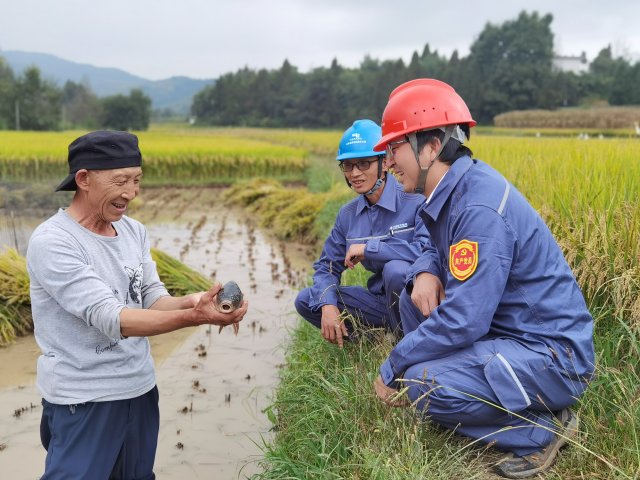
[149,294,199,311]
[120,307,198,337]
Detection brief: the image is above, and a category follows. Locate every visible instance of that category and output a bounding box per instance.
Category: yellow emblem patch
[449,240,478,281]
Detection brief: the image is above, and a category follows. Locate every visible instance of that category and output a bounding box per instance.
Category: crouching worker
[27,130,248,479]
[295,119,429,347]
[372,79,595,479]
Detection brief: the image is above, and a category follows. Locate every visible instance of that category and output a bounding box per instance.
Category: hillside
[2,50,214,114]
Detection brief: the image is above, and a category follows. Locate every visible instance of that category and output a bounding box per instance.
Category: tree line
[1,11,638,131]
[0,61,152,131]
[192,11,640,128]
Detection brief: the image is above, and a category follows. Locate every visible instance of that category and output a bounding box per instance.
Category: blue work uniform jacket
[381,156,595,386]
[308,174,430,310]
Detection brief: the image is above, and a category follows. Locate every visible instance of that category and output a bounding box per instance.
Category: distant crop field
[221,127,342,156]
[494,106,640,130]
[466,135,640,324]
[0,126,309,185]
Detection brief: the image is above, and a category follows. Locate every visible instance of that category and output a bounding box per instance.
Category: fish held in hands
[215,281,243,335]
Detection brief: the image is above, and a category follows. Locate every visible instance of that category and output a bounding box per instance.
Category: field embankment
[494,106,640,131]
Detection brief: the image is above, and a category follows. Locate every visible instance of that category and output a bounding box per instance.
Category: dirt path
[0,189,309,479]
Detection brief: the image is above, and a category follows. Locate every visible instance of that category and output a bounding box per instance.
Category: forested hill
[2,50,213,114]
[192,11,640,127]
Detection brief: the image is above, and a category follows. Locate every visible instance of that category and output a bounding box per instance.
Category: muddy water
[0,188,310,479]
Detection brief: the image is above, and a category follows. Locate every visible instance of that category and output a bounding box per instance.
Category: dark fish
[214,281,244,313]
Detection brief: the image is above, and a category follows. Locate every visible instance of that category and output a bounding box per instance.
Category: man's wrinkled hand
[374,375,409,407]
[411,272,445,317]
[344,243,366,269]
[321,305,349,348]
[194,283,248,327]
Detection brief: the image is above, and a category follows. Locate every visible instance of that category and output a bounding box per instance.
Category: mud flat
[0,187,309,479]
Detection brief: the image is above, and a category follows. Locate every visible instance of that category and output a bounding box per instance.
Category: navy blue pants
[399,290,588,456]
[40,386,159,480]
[295,260,410,333]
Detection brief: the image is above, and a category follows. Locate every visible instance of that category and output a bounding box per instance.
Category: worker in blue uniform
[294,119,430,347]
[371,79,595,479]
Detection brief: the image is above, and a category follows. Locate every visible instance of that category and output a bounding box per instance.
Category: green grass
[257,322,497,480]
[258,311,639,479]
[253,133,640,478]
[304,155,344,194]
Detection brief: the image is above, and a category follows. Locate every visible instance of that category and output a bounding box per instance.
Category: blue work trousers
[296,260,408,333]
[40,386,159,479]
[399,291,587,456]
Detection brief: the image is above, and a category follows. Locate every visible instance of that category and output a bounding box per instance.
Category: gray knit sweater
[27,209,169,404]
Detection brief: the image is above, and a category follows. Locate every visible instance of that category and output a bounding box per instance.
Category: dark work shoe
[494,408,579,479]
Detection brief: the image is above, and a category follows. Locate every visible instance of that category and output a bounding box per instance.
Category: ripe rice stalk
[0,302,32,341]
[0,129,308,185]
[0,248,30,305]
[539,205,639,333]
[0,248,210,346]
[0,248,33,346]
[222,178,284,206]
[151,248,212,295]
[273,194,326,244]
[221,127,341,156]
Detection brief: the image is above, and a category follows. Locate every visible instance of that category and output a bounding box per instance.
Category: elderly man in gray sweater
[27,130,248,479]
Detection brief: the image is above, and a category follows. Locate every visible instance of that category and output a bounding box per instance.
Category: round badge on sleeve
[449,240,478,281]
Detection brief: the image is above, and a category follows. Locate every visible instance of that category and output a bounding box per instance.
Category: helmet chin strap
[408,125,456,195]
[364,157,385,196]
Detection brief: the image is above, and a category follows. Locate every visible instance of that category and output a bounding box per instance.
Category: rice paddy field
[0,126,308,186]
[1,125,639,478]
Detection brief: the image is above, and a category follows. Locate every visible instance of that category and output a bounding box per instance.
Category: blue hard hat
[336,119,384,161]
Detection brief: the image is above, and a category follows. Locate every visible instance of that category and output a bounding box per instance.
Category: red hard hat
[373,78,476,152]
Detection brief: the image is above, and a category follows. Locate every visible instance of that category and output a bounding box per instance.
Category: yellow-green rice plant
[545,204,640,332]
[469,134,640,331]
[248,188,298,227]
[151,248,212,295]
[0,248,210,346]
[273,194,327,243]
[0,129,308,185]
[0,303,32,345]
[468,136,640,211]
[0,248,30,305]
[225,178,332,244]
[219,127,341,156]
[0,248,32,346]
[222,178,284,206]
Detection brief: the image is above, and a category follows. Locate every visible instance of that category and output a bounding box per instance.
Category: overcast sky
[1,0,638,81]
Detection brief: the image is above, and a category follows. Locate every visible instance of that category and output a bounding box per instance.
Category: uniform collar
[356,174,398,215]
[422,155,473,222]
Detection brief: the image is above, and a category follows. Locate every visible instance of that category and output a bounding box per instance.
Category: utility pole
[15,99,20,130]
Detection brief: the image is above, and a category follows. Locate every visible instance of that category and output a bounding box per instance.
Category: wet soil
[0,186,311,479]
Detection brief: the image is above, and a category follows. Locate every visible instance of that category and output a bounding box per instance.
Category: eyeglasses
[338,158,380,173]
[385,139,408,161]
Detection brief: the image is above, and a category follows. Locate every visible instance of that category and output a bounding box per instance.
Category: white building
[552,52,589,74]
